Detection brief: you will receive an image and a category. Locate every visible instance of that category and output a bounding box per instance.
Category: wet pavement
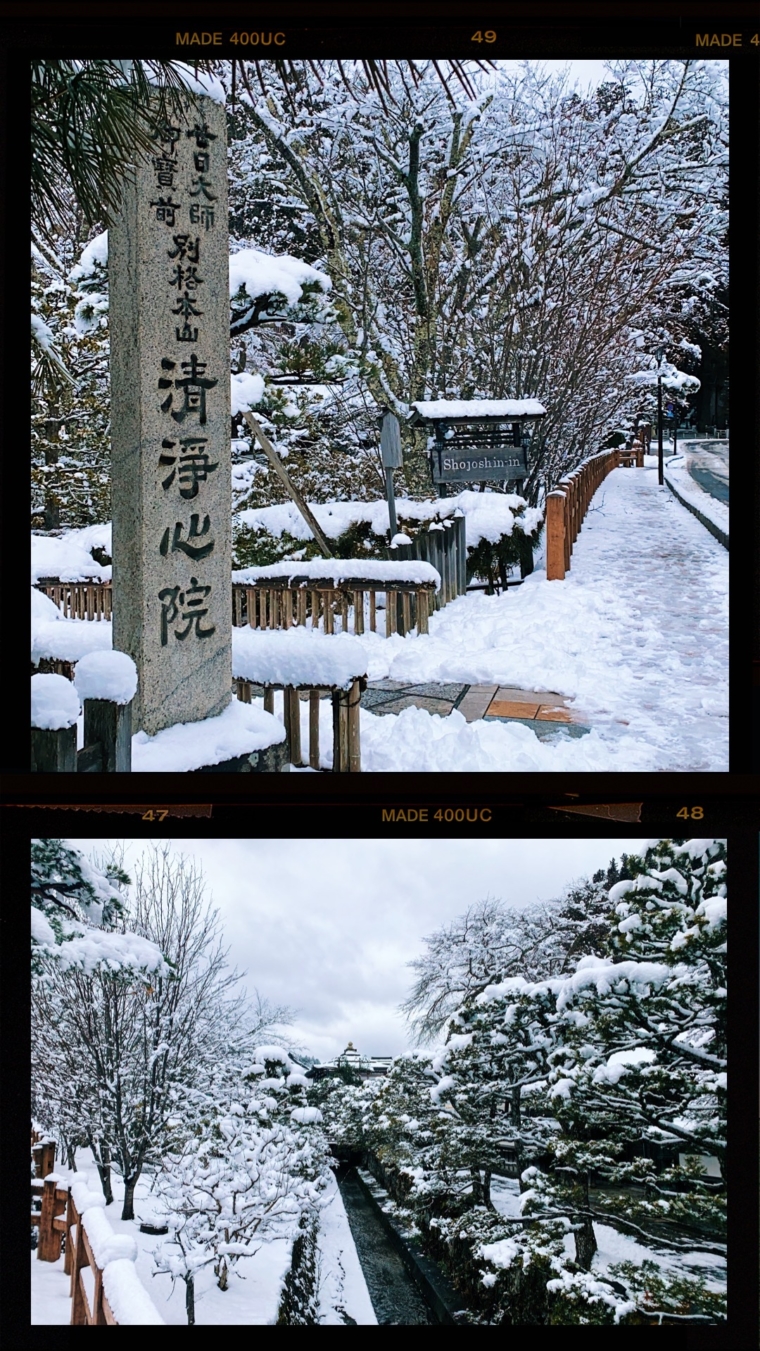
[361,680,591,737]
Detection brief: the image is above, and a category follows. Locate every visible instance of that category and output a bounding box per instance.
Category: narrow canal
[337,1168,438,1325]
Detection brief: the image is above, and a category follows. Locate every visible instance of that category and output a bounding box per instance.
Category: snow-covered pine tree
[510,838,727,1324]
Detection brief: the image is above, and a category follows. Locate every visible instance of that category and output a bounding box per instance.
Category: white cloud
[70,837,647,1060]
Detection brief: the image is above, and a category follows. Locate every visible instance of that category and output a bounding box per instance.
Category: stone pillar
[110,92,231,735]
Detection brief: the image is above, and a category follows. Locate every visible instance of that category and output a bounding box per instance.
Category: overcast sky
[70,837,650,1061]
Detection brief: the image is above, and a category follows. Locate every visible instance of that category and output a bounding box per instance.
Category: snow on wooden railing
[68,1176,165,1326]
[545,445,642,581]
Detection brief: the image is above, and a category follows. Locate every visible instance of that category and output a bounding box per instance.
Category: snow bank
[73,651,138,705]
[32,525,112,583]
[31,673,81,729]
[32,586,64,622]
[236,490,541,550]
[233,626,367,690]
[232,558,441,588]
[229,246,330,304]
[131,696,286,772]
[411,398,546,418]
[664,455,728,542]
[70,1174,165,1325]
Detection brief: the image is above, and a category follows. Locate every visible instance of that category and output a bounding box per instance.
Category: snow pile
[131,696,286,772]
[32,525,112,582]
[32,586,65,623]
[74,651,138,705]
[664,454,728,541]
[290,1107,323,1124]
[231,371,265,414]
[236,490,541,550]
[233,626,367,691]
[229,246,330,305]
[70,1174,164,1325]
[32,615,113,666]
[233,558,441,588]
[411,398,546,418]
[31,673,81,729]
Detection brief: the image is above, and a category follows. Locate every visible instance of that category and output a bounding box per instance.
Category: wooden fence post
[545,492,567,581]
[347,678,362,773]
[31,725,77,772]
[81,699,132,772]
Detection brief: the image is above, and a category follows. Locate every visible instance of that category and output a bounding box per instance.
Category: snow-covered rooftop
[410,399,546,422]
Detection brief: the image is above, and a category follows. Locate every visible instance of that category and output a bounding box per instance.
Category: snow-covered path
[345,465,727,770]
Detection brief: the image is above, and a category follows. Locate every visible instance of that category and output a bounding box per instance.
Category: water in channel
[337,1169,437,1325]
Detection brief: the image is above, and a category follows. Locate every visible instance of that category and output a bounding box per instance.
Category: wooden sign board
[431,447,527,483]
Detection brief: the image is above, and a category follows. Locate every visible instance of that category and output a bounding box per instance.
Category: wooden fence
[36,580,112,620]
[30,1130,163,1325]
[545,445,643,581]
[67,1189,120,1325]
[232,577,436,639]
[36,575,438,639]
[383,512,468,610]
[235,675,364,772]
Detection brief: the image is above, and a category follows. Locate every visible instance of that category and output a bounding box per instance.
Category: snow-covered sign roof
[409,398,546,423]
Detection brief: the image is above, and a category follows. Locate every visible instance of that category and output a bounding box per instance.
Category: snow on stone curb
[233,626,367,690]
[73,651,138,705]
[131,696,286,772]
[69,1175,165,1325]
[664,455,728,543]
[31,673,81,729]
[232,557,441,589]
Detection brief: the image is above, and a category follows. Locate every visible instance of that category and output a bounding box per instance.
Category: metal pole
[657,371,664,486]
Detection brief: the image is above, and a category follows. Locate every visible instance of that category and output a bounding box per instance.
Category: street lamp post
[656,346,665,487]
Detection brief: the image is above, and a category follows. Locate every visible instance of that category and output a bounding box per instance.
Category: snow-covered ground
[316,1173,377,1325]
[664,453,728,540]
[31,1155,373,1326]
[298,464,728,770]
[32,465,727,772]
[490,1177,726,1294]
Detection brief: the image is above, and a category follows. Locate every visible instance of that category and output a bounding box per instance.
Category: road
[677,438,729,504]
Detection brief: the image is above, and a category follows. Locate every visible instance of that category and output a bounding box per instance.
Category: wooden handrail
[546,448,624,581]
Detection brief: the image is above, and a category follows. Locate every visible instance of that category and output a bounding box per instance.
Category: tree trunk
[469,1167,483,1206]
[121,1174,138,1222]
[43,408,61,531]
[95,1142,114,1205]
[483,1168,493,1210]
[573,1172,597,1271]
[185,1273,195,1325]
